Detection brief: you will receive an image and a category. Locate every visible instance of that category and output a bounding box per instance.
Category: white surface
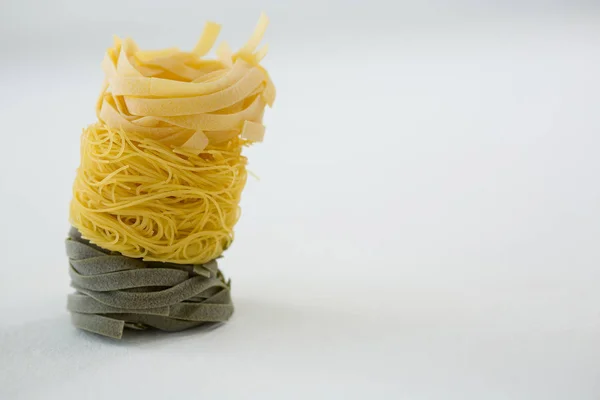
[1,2,600,399]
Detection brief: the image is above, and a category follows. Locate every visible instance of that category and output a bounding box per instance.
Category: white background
[1,1,600,399]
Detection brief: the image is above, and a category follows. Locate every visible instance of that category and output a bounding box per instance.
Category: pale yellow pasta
[97,12,275,153]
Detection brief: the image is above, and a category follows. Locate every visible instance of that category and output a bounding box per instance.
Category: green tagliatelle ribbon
[66,228,234,339]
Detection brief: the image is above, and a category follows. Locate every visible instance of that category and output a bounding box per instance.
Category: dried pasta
[70,14,275,264]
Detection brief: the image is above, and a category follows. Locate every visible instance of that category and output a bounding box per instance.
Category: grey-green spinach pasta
[66,228,233,339]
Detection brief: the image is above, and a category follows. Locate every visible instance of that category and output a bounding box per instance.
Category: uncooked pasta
[70,14,275,265]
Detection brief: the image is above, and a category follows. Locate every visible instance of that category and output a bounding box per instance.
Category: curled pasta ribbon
[66,229,233,339]
[97,13,275,153]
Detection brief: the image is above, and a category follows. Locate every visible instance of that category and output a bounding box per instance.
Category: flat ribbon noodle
[97,13,275,152]
[66,228,234,339]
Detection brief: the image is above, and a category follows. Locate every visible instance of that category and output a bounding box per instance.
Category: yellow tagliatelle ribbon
[70,14,275,264]
[97,12,275,153]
